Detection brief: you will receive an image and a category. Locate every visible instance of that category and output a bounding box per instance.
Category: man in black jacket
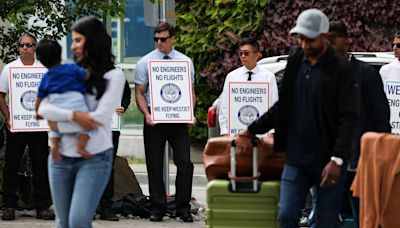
[236,9,358,227]
[328,21,391,227]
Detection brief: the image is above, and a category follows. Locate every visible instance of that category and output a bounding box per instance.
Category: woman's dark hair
[36,39,61,68]
[71,16,115,99]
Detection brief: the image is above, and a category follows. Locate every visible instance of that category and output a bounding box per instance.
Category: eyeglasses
[393,43,400,49]
[238,50,255,57]
[18,42,35,48]
[153,36,170,42]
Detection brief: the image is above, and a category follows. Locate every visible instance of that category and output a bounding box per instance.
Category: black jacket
[248,45,358,166]
[121,80,131,111]
[349,56,391,169]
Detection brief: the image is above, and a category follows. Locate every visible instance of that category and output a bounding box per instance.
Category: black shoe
[149,214,163,222]
[2,208,15,221]
[99,207,119,221]
[178,212,193,223]
[36,208,55,220]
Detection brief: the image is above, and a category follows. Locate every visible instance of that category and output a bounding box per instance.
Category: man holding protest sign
[219,37,278,136]
[379,31,400,135]
[134,22,195,223]
[0,34,53,220]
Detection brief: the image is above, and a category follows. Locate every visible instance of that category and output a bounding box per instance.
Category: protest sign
[385,81,400,135]
[148,60,194,123]
[111,107,121,131]
[8,67,49,132]
[228,82,270,136]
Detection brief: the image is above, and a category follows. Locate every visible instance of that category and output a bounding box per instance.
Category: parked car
[207,52,396,138]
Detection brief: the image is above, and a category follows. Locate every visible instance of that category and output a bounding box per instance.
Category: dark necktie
[247,71,253,81]
[163,55,170,59]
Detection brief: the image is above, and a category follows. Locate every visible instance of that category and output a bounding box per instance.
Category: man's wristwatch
[330,156,343,166]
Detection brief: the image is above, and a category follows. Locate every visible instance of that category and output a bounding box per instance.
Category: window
[63,0,159,129]
[123,0,154,61]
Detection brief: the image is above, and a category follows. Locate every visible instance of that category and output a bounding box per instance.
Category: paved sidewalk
[0,216,206,228]
[0,148,209,227]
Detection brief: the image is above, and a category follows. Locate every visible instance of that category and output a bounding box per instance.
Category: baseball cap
[289,8,329,39]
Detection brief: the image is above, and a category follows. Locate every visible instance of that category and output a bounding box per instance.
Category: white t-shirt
[218,65,279,135]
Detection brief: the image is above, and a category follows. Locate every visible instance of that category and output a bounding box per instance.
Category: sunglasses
[238,50,255,57]
[393,43,400,48]
[18,42,35,48]
[153,36,170,42]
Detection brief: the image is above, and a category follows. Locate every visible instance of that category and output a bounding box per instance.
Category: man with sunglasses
[236,9,358,227]
[218,37,278,136]
[0,34,54,220]
[134,22,195,223]
[380,31,400,133]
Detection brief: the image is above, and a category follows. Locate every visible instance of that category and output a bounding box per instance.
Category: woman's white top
[38,68,125,157]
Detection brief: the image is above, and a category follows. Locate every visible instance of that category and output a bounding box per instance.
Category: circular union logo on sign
[238,105,259,125]
[160,83,181,103]
[20,90,37,111]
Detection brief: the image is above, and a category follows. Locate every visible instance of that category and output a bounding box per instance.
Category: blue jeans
[48,148,113,228]
[278,163,347,228]
[308,171,359,228]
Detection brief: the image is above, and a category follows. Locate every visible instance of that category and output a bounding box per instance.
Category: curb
[134,172,208,186]
[130,164,208,186]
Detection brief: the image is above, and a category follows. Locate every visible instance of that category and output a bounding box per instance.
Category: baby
[35,39,92,161]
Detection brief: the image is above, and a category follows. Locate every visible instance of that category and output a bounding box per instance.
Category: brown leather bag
[203,135,285,181]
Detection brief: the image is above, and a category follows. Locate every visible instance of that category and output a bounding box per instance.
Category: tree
[0,0,126,63]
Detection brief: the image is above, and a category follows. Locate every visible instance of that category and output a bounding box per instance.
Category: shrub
[175,0,400,141]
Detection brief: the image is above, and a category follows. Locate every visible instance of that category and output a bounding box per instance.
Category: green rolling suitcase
[206,139,281,228]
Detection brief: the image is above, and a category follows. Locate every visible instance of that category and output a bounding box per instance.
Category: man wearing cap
[236,9,358,227]
[328,21,391,227]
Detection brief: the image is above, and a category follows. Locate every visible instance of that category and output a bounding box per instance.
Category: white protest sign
[228,82,270,136]
[111,107,121,131]
[148,60,194,123]
[385,81,400,135]
[9,67,49,132]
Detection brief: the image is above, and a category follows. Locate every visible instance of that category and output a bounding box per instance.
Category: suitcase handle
[230,136,260,192]
[228,172,261,181]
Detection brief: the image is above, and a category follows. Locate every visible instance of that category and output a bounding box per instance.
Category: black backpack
[112,192,151,218]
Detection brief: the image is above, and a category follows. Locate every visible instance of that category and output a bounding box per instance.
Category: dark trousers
[278,163,347,228]
[99,131,120,208]
[2,130,52,210]
[345,171,359,228]
[143,123,193,215]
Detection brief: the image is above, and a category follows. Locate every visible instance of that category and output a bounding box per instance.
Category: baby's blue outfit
[37,63,88,138]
